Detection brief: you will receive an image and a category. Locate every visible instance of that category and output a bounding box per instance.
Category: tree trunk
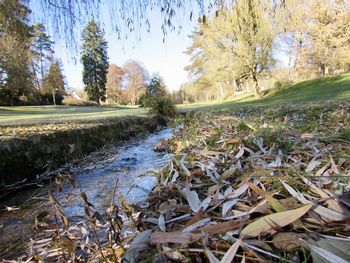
[52,88,56,107]
[288,47,293,83]
[293,32,303,80]
[320,64,326,78]
[233,80,237,94]
[31,58,40,92]
[252,74,262,98]
[219,84,224,100]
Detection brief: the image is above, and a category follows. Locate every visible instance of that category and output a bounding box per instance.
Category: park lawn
[1,74,349,125]
[179,73,350,111]
[0,105,148,125]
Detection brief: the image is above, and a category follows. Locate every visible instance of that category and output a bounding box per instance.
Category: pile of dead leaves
[126,101,350,262]
[24,101,350,262]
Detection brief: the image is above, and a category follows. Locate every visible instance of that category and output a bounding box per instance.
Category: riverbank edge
[0,115,160,187]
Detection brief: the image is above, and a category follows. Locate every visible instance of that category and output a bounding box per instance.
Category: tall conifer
[81,20,108,104]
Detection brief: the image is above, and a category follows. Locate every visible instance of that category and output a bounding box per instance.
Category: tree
[186,1,277,98]
[0,0,34,105]
[106,64,124,104]
[304,0,350,77]
[277,0,307,82]
[278,0,350,79]
[81,20,109,104]
[41,60,65,105]
[0,0,32,42]
[146,74,166,97]
[122,60,148,105]
[0,35,34,105]
[140,74,167,107]
[31,23,54,83]
[32,1,217,45]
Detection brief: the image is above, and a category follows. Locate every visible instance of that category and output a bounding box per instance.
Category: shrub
[149,96,177,120]
[40,93,64,105]
[62,96,98,106]
[274,80,289,90]
[139,94,153,107]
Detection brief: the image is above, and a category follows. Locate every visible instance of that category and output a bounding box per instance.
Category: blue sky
[29,2,288,92]
[51,10,197,91]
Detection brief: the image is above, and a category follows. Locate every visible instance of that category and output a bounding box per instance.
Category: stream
[0,128,173,259]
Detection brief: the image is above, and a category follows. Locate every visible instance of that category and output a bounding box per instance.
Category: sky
[29,2,288,92]
[52,10,197,92]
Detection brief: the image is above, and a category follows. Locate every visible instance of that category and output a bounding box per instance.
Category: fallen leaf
[240,204,313,238]
[182,218,211,233]
[272,232,305,251]
[158,214,166,232]
[199,221,241,235]
[219,168,236,180]
[182,189,201,213]
[220,239,241,263]
[235,147,245,159]
[150,231,202,244]
[222,199,238,216]
[306,158,321,173]
[204,248,220,263]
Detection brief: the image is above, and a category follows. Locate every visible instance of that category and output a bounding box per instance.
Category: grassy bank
[0,115,160,189]
[0,105,147,125]
[179,74,350,111]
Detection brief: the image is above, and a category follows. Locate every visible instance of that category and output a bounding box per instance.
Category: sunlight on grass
[0,105,148,124]
[179,74,350,111]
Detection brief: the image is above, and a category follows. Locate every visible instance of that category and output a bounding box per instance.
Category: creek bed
[0,128,173,259]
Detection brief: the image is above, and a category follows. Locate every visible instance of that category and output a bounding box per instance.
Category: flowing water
[0,128,173,259]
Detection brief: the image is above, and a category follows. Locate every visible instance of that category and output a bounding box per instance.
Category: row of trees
[173,0,350,103]
[81,20,167,105]
[0,0,66,105]
[0,2,164,107]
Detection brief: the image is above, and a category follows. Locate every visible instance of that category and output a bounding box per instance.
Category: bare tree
[106,64,124,105]
[122,60,148,105]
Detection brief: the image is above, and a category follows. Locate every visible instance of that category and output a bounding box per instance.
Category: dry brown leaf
[306,158,322,173]
[220,239,241,263]
[150,231,202,244]
[219,168,236,181]
[240,204,313,238]
[302,177,347,214]
[272,232,306,251]
[185,210,205,226]
[204,248,220,263]
[199,221,241,236]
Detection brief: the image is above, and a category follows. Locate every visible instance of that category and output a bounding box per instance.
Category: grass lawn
[1,74,349,125]
[0,105,148,125]
[179,73,350,111]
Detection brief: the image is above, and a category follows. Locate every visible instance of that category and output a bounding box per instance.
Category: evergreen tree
[41,60,65,105]
[0,0,34,105]
[146,75,167,97]
[81,20,109,104]
[0,0,32,41]
[31,23,54,81]
[140,74,167,107]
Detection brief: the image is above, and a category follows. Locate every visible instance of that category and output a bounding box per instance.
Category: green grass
[179,74,350,111]
[1,74,350,125]
[0,105,148,125]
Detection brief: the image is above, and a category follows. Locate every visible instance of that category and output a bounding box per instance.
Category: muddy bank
[0,116,159,187]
